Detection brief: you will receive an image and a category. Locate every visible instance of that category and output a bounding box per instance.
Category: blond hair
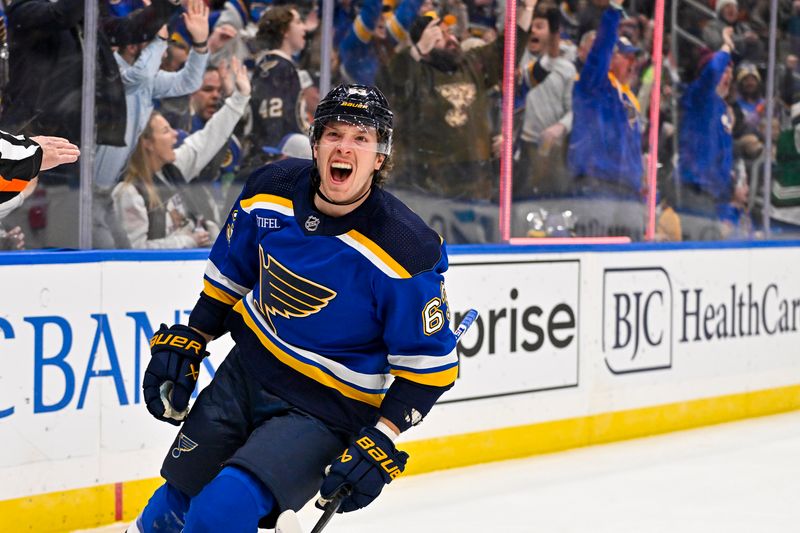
[124,112,162,210]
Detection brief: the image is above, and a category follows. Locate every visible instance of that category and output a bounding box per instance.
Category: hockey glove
[318,427,409,513]
[143,323,208,425]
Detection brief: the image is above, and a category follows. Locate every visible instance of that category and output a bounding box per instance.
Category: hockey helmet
[310,84,393,156]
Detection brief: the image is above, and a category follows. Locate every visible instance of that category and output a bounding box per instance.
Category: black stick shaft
[310,490,347,533]
[310,309,479,532]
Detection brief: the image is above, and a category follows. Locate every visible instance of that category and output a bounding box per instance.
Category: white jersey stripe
[336,233,402,278]
[388,350,458,371]
[240,201,294,217]
[243,292,392,393]
[205,260,249,296]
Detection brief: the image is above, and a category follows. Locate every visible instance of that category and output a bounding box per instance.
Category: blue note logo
[256,246,337,325]
[172,432,199,458]
[226,209,238,244]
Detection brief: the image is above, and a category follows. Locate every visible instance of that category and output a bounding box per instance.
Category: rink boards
[1,242,800,532]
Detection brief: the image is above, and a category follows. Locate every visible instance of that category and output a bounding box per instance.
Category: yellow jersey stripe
[235,301,384,407]
[240,193,294,212]
[608,72,641,113]
[354,15,373,43]
[390,366,459,387]
[344,230,412,278]
[386,13,408,42]
[203,279,240,305]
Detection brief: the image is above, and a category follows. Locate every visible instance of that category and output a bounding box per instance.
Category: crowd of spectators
[0,0,799,248]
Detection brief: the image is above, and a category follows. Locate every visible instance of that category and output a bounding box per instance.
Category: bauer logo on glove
[355,435,403,480]
[319,426,409,513]
[150,332,205,356]
[143,323,209,426]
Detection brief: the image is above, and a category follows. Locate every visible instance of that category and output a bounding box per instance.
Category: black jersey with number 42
[250,51,306,150]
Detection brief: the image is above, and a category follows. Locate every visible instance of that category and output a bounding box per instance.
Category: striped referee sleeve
[0,130,43,195]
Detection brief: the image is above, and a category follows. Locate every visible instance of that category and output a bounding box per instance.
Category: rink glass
[4,0,800,250]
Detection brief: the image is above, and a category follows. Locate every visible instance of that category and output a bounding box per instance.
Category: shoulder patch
[257,53,293,78]
[258,59,280,78]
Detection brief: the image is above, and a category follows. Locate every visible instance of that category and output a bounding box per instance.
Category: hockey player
[131,84,459,532]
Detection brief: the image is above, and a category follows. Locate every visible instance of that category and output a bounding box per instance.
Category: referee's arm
[0,131,80,203]
[0,130,43,190]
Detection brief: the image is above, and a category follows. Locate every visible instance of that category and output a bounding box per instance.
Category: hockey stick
[308,487,351,533]
[453,308,479,341]
[276,309,480,533]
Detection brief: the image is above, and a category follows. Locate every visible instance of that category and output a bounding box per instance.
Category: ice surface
[77,410,800,533]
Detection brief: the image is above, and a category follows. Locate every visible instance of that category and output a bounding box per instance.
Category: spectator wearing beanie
[731,62,765,149]
[702,0,765,65]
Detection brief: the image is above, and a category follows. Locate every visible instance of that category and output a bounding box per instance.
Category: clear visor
[314,116,392,155]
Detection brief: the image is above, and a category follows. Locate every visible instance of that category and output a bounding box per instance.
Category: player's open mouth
[330,161,353,184]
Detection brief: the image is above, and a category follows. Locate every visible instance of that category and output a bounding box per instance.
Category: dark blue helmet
[311,84,393,155]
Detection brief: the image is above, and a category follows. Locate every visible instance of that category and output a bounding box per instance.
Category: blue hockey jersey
[339,0,423,85]
[189,159,458,434]
[567,7,643,194]
[678,50,733,204]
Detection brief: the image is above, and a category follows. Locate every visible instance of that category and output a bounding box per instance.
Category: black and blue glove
[318,426,409,513]
[143,323,208,425]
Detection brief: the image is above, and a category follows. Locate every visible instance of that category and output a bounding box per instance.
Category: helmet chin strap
[314,183,372,206]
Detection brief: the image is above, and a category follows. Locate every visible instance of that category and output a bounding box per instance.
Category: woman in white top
[113,58,251,249]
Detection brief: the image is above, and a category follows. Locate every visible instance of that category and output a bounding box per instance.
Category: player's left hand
[143,323,208,425]
[317,427,409,513]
